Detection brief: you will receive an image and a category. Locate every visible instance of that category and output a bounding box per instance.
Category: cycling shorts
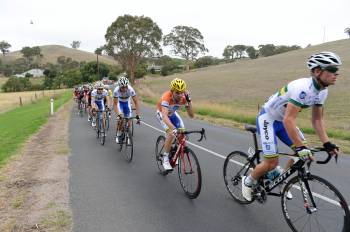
[156,110,185,132]
[256,108,305,159]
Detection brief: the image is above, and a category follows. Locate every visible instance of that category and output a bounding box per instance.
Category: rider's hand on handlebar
[135,115,141,124]
[295,146,314,161]
[323,141,339,156]
[172,128,178,137]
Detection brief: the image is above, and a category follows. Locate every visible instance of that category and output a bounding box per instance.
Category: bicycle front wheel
[178,147,202,199]
[282,174,350,232]
[223,151,255,204]
[122,131,133,162]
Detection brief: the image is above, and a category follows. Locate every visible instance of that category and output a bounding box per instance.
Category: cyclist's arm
[283,102,304,147]
[105,96,111,110]
[185,101,194,118]
[311,105,329,144]
[132,95,141,116]
[91,97,98,109]
[113,97,119,115]
[161,107,175,131]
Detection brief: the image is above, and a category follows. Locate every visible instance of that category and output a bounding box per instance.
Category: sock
[244,175,256,187]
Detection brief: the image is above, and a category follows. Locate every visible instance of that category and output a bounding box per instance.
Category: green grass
[0,90,71,166]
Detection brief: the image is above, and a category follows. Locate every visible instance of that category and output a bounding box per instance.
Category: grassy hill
[0,45,118,66]
[139,39,350,147]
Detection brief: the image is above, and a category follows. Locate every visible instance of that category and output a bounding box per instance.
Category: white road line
[141,121,349,209]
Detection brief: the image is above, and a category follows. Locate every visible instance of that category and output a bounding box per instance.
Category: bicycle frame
[169,134,191,172]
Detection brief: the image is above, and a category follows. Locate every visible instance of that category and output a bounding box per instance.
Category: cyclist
[113,75,141,143]
[242,51,342,201]
[77,86,85,111]
[156,78,193,170]
[91,82,110,128]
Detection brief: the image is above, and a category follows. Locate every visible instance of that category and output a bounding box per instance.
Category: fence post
[50,98,54,115]
[19,97,23,106]
[35,92,38,100]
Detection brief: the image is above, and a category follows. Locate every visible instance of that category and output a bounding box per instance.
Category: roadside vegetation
[0,90,71,166]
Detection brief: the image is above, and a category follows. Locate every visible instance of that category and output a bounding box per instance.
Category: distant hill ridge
[1,45,118,66]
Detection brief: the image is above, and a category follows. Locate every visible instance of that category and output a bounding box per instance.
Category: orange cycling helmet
[170,78,187,92]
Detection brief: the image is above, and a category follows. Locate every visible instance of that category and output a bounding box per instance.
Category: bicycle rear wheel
[155,135,169,176]
[282,174,350,232]
[178,147,202,199]
[223,151,255,204]
[122,131,133,162]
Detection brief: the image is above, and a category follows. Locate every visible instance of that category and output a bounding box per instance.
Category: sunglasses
[322,66,338,74]
[174,91,184,95]
[97,88,103,90]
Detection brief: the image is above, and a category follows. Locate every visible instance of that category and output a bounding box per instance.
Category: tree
[105,15,162,84]
[71,41,81,49]
[62,69,83,87]
[345,27,350,38]
[233,45,246,59]
[80,61,109,82]
[194,56,218,68]
[0,41,11,56]
[258,44,276,57]
[223,45,235,60]
[43,69,58,89]
[246,46,258,59]
[163,25,208,70]
[20,46,43,67]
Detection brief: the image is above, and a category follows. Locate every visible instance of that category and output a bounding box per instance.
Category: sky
[1,0,349,58]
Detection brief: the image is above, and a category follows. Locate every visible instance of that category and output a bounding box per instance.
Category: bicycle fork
[298,174,318,214]
[181,148,194,175]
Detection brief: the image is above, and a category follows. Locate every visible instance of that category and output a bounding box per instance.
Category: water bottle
[266,166,283,181]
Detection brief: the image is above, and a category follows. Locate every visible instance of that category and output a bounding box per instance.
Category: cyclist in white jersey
[91,81,110,127]
[113,76,141,143]
[242,52,342,201]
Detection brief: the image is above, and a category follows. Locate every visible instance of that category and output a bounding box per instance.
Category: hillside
[140,39,350,140]
[0,45,118,66]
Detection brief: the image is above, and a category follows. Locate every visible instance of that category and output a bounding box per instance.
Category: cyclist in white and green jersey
[242,52,342,201]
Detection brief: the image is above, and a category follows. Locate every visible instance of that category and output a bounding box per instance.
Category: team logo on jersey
[263,120,269,140]
[299,91,306,99]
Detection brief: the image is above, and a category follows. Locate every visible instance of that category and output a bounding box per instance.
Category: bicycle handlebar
[310,147,338,164]
[179,128,206,142]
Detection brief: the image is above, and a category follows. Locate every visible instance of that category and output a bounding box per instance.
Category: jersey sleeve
[91,90,97,97]
[315,89,328,106]
[287,81,308,108]
[128,86,137,97]
[161,92,171,108]
[113,87,120,98]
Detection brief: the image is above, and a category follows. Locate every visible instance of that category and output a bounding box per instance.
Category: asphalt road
[69,105,350,232]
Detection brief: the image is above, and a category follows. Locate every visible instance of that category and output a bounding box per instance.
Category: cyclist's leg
[251,110,280,179]
[242,109,279,200]
[115,101,128,143]
[276,124,306,169]
[155,110,180,170]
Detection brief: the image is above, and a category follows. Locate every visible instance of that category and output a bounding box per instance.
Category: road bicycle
[93,109,108,146]
[116,116,139,162]
[223,124,350,232]
[155,128,206,199]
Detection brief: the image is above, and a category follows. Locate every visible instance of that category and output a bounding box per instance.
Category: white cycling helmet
[118,76,129,87]
[95,81,104,89]
[307,51,342,70]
